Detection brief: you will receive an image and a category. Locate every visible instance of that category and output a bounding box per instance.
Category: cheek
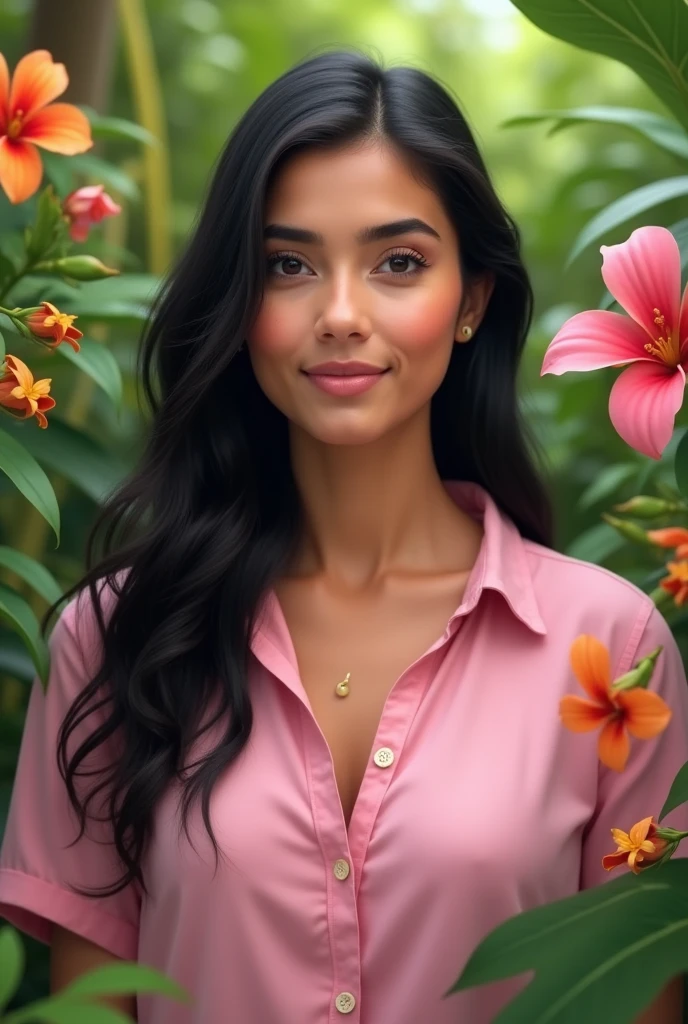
[391,287,461,353]
[247,300,302,354]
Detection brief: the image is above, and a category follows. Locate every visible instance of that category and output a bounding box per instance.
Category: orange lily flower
[23,301,82,351]
[0,49,93,204]
[0,354,56,428]
[602,816,669,874]
[559,635,672,771]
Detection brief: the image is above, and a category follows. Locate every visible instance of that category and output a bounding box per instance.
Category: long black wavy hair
[39,46,554,899]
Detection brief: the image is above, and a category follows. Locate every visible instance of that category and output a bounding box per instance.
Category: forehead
[263,141,452,239]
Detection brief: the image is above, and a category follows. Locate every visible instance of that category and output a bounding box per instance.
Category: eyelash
[265,247,430,280]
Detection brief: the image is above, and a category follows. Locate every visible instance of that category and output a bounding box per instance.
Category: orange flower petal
[560,695,611,732]
[0,136,42,203]
[8,50,67,121]
[602,850,630,871]
[0,52,9,131]
[569,634,612,704]
[646,527,688,548]
[21,102,92,155]
[598,715,629,771]
[628,816,653,845]
[616,688,673,739]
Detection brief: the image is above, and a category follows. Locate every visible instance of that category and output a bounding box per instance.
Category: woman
[1,47,687,1024]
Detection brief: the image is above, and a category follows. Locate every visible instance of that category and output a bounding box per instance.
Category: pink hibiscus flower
[541,226,688,459]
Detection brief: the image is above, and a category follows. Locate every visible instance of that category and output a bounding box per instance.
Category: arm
[51,923,138,1021]
[633,974,683,1024]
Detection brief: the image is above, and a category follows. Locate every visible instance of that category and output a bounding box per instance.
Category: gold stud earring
[459,324,473,342]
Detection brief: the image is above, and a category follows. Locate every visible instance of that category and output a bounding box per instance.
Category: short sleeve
[0,588,140,960]
[580,602,688,889]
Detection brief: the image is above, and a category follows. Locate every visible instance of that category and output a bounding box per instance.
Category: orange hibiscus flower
[0,354,56,428]
[23,300,82,351]
[559,635,672,771]
[0,49,92,204]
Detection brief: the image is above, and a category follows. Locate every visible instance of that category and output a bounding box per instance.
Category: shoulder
[53,569,132,680]
[521,539,667,673]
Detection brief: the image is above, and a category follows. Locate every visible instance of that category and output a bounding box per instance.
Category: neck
[286,405,481,590]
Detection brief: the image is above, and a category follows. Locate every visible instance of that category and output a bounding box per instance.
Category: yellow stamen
[43,312,77,331]
[7,109,24,139]
[644,307,680,366]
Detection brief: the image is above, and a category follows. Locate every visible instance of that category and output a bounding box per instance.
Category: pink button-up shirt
[3,479,688,1023]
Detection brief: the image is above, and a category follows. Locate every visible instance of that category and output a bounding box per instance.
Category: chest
[273,573,470,831]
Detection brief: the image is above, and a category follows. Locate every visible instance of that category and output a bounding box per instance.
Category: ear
[455,270,496,342]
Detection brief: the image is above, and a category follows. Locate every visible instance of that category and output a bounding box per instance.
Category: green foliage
[508,0,688,132]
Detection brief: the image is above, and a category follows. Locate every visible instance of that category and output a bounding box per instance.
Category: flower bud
[613,495,684,518]
[601,513,655,545]
[610,645,663,692]
[33,255,120,281]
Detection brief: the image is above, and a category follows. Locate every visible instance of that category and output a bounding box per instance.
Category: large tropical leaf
[3,416,127,504]
[0,584,49,686]
[502,106,688,161]
[446,857,688,1023]
[508,0,688,134]
[0,427,60,543]
[567,176,688,266]
[56,335,123,412]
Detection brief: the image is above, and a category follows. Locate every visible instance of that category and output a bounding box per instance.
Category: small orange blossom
[0,354,55,428]
[23,301,82,351]
[559,634,672,771]
[602,816,669,874]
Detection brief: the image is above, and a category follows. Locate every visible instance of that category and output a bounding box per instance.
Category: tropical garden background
[1,0,687,1019]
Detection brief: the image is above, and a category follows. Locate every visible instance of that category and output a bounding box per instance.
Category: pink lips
[304,370,390,396]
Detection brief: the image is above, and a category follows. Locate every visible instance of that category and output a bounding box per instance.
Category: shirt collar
[442,479,547,636]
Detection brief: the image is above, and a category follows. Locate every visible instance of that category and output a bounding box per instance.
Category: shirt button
[373,746,394,767]
[335,992,356,1013]
[333,858,350,880]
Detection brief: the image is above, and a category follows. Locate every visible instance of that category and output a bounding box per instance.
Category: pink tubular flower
[62,184,121,242]
[541,226,688,460]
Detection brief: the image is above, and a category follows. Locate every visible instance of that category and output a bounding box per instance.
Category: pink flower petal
[680,279,688,365]
[608,361,686,459]
[541,309,653,375]
[600,226,681,349]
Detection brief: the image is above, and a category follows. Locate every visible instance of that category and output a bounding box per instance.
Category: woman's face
[246,140,491,447]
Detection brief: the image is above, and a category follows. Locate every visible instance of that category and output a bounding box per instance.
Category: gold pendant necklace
[335,672,351,698]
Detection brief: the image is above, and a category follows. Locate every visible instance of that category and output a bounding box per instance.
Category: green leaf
[565,522,626,562]
[4,1000,133,1023]
[501,107,688,161]
[79,105,158,147]
[0,328,5,364]
[577,463,640,510]
[659,760,688,821]
[599,216,688,309]
[0,926,25,1011]
[0,546,64,606]
[675,428,688,502]
[3,417,126,504]
[57,336,123,412]
[0,427,60,543]
[0,583,49,686]
[445,857,688,1023]
[67,154,141,203]
[26,185,63,262]
[507,0,688,134]
[567,176,688,267]
[64,961,191,1003]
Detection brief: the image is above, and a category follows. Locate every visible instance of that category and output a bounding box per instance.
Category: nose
[314,270,373,343]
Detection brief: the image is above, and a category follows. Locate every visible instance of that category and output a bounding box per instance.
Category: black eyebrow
[263,217,441,245]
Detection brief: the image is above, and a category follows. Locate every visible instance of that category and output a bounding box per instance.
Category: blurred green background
[1,0,687,1011]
